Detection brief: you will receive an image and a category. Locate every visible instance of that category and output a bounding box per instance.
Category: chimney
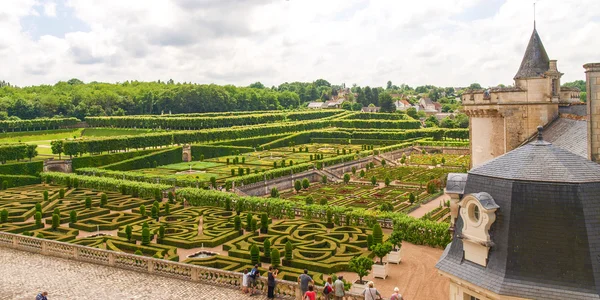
[549,60,558,72]
[585,63,600,162]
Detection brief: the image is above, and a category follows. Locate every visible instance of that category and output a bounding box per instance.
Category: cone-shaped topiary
[0,209,8,223]
[125,225,133,241]
[69,210,77,223]
[250,244,260,265]
[51,214,60,230]
[141,227,150,245]
[263,238,271,258]
[285,241,293,261]
[43,191,49,201]
[35,211,42,228]
[140,205,146,217]
[85,197,91,209]
[367,234,374,250]
[372,223,383,245]
[100,193,107,208]
[260,213,268,233]
[246,213,253,231]
[271,248,280,268]
[234,215,241,231]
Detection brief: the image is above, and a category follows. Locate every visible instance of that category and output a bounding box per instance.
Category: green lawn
[81,128,161,137]
[159,161,223,171]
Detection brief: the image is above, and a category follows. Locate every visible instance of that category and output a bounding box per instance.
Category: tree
[43,191,49,201]
[141,227,150,245]
[381,159,386,167]
[379,202,394,212]
[249,82,265,89]
[260,213,269,233]
[25,145,37,161]
[469,83,482,89]
[246,213,253,231]
[51,214,60,230]
[0,209,8,223]
[294,180,302,192]
[386,80,393,90]
[234,215,241,231]
[305,196,314,205]
[69,210,77,223]
[409,193,416,204]
[359,170,365,178]
[285,241,293,260]
[125,225,133,241]
[35,211,42,228]
[371,176,377,185]
[50,140,63,160]
[270,187,279,198]
[379,93,396,113]
[389,230,403,251]
[343,173,351,184]
[157,225,165,243]
[140,205,146,217]
[210,177,217,189]
[348,256,373,284]
[271,248,280,268]
[385,177,391,186]
[251,219,258,232]
[367,234,374,249]
[372,223,383,245]
[151,205,158,219]
[59,188,65,199]
[406,107,418,119]
[321,175,328,184]
[425,115,439,127]
[85,197,92,209]
[301,178,310,189]
[263,238,271,258]
[100,193,108,208]
[250,244,260,265]
[372,242,393,264]
[351,166,356,175]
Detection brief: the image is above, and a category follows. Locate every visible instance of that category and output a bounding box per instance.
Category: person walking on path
[333,275,345,300]
[267,266,279,299]
[390,287,404,300]
[363,281,382,300]
[36,292,48,300]
[303,285,317,300]
[297,269,314,297]
[323,277,333,299]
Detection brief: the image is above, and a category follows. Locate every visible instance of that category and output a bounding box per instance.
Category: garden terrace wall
[237,169,322,197]
[0,232,366,299]
[325,157,373,176]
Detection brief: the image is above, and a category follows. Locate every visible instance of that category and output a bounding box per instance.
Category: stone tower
[585,63,600,162]
[462,25,561,167]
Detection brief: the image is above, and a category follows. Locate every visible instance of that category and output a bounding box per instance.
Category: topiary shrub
[271,248,280,268]
[305,196,314,205]
[36,233,45,239]
[250,244,260,265]
[120,185,127,195]
[158,225,165,244]
[294,180,301,192]
[51,214,60,230]
[69,210,77,223]
[245,213,253,231]
[385,177,391,186]
[135,249,143,255]
[1,180,7,190]
[35,211,42,228]
[164,202,170,215]
[409,193,416,204]
[151,205,158,219]
[0,209,8,223]
[59,188,65,199]
[270,187,279,198]
[260,213,268,234]
[234,215,241,232]
[168,191,175,204]
[85,197,92,209]
[302,178,309,189]
[53,208,60,216]
[100,193,107,208]
[125,225,133,242]
[372,223,383,245]
[326,209,333,228]
[251,219,258,233]
[321,175,327,184]
[352,166,356,175]
[141,227,150,245]
[154,189,162,202]
[140,205,146,217]
[343,173,350,184]
[320,198,328,206]
[367,234,374,249]
[43,191,49,201]
[371,176,377,185]
[285,241,293,261]
[359,170,365,178]
[263,238,271,259]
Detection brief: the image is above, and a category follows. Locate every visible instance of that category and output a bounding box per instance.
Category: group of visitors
[241,267,404,299]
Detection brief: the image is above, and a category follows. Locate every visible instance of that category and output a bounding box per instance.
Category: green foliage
[141,227,151,245]
[351,166,356,175]
[263,238,271,258]
[245,213,253,231]
[85,197,92,209]
[99,193,108,207]
[140,205,146,217]
[260,213,269,233]
[367,234,374,249]
[0,209,8,223]
[294,180,302,192]
[59,188,65,199]
[371,176,377,185]
[321,175,327,184]
[285,241,293,260]
[125,225,133,241]
[343,173,351,184]
[135,249,143,256]
[409,193,416,204]
[42,191,48,203]
[320,198,328,206]
[384,177,391,186]
[301,178,310,189]
[234,215,241,231]
[102,147,183,171]
[35,203,42,213]
[251,219,258,232]
[51,214,60,230]
[271,248,280,268]
[158,225,165,243]
[372,223,383,245]
[359,170,365,178]
[379,202,394,212]
[151,205,158,219]
[305,196,314,205]
[372,242,393,264]
[348,256,373,283]
[69,210,77,223]
[35,211,42,228]
[250,244,260,265]
[270,187,279,198]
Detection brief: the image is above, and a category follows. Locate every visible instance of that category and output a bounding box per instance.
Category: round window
[468,203,480,223]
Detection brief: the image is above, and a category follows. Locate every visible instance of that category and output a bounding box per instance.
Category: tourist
[267,266,279,299]
[249,264,260,295]
[333,275,345,300]
[35,292,48,300]
[303,284,317,300]
[390,287,403,300]
[363,281,382,300]
[242,269,249,294]
[323,277,333,299]
[297,269,314,296]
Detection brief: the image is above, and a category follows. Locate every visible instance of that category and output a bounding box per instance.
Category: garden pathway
[0,247,262,300]
[408,194,450,218]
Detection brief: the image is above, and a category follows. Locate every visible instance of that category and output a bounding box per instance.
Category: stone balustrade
[0,231,367,300]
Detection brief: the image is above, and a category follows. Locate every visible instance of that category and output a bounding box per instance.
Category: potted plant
[348,256,373,294]
[387,230,403,264]
[371,242,393,279]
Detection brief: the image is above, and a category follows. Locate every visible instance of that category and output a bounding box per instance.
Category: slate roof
[514,27,550,79]
[445,173,468,194]
[471,127,600,183]
[530,117,587,158]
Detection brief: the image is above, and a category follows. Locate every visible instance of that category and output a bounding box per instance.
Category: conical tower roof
[514,26,550,79]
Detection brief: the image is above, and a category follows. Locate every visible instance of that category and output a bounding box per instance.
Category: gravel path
[0,247,261,300]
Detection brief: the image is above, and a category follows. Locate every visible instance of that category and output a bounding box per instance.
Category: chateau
[436,24,600,300]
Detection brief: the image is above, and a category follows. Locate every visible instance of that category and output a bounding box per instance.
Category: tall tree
[379,93,396,113]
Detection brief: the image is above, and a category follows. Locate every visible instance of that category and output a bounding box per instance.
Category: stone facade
[585,63,600,162]
[43,159,72,173]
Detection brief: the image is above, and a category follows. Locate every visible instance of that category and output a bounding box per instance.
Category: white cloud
[43,1,57,17]
[0,0,598,88]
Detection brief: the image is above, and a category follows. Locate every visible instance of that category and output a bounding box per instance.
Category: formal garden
[0,110,469,293]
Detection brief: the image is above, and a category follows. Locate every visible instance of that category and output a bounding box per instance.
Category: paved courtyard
[0,247,261,300]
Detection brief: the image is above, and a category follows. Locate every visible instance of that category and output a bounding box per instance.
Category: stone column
[585,63,600,162]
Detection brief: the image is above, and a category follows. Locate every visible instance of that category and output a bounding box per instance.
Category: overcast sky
[2,0,599,88]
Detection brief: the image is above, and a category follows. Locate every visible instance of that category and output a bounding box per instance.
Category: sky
[2,0,599,88]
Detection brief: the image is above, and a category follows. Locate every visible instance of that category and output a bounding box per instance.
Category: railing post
[295,285,302,300]
[73,247,78,259]
[191,267,199,281]
[12,235,17,247]
[41,240,47,254]
[109,252,115,266]
[148,259,154,273]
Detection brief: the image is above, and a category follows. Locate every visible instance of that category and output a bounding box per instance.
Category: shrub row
[190,145,254,160]
[225,163,314,186]
[331,119,421,129]
[75,168,200,187]
[415,140,470,147]
[0,160,43,176]
[209,133,289,147]
[41,172,171,199]
[0,174,41,187]
[176,188,451,248]
[0,117,80,132]
[339,112,411,121]
[352,128,468,141]
[71,149,157,171]
[102,147,182,171]
[0,144,37,164]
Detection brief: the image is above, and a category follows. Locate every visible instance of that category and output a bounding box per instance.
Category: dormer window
[459,192,499,267]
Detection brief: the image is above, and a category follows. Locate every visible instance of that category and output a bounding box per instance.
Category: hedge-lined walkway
[0,247,261,300]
